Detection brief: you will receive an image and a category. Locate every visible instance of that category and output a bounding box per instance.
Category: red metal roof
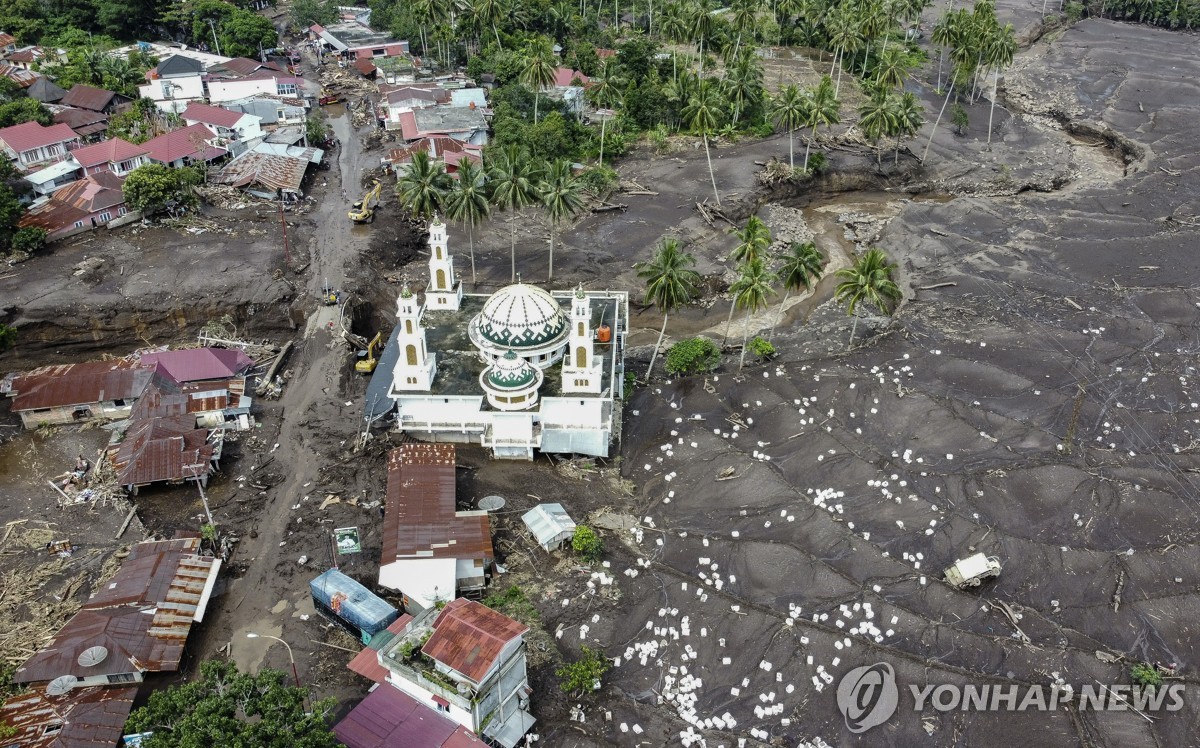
[553,67,589,87]
[141,123,219,164]
[333,684,483,748]
[421,599,527,684]
[68,137,148,168]
[139,347,253,383]
[8,359,153,412]
[181,102,245,129]
[52,172,126,213]
[0,33,16,48]
[0,61,39,87]
[15,537,219,684]
[108,413,215,487]
[19,198,89,234]
[348,614,413,684]
[0,686,137,748]
[0,121,78,153]
[354,58,377,76]
[382,445,493,564]
[59,84,120,112]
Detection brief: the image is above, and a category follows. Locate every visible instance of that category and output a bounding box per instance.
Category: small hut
[521,503,576,552]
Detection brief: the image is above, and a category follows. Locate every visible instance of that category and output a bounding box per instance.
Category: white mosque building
[365,217,628,460]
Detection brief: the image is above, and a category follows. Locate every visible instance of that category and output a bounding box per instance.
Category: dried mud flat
[1,13,1199,748]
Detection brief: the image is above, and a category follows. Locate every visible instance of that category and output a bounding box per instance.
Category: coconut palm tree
[730,258,778,369]
[984,22,1016,147]
[682,79,724,206]
[893,90,924,165]
[444,157,490,284]
[803,75,840,172]
[396,150,452,219]
[825,5,863,98]
[731,215,771,264]
[874,44,910,91]
[539,159,584,281]
[723,48,764,126]
[857,84,899,170]
[636,237,701,378]
[487,146,541,282]
[772,241,823,337]
[520,43,558,124]
[834,247,902,348]
[587,60,624,165]
[690,0,718,77]
[473,0,505,48]
[769,84,810,170]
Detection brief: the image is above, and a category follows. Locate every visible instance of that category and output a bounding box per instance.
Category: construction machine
[355,332,384,373]
[348,180,382,223]
[320,281,340,306]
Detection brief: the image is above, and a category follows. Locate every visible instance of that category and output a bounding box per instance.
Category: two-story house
[139,55,206,114]
[26,137,149,197]
[375,600,536,748]
[207,71,307,106]
[141,123,226,168]
[181,103,263,145]
[0,121,79,169]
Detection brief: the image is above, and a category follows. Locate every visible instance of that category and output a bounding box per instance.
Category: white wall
[396,395,485,429]
[539,397,605,429]
[378,556,455,609]
[208,78,279,104]
[139,75,205,114]
[385,676,475,731]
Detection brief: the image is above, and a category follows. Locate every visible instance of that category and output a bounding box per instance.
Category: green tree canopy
[122,163,203,214]
[0,98,52,128]
[124,660,337,748]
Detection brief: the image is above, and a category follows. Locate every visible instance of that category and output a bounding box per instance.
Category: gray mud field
[2,9,1200,748]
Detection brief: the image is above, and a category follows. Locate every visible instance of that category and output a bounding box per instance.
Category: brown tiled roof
[213,149,315,193]
[108,413,215,486]
[53,107,107,135]
[19,199,89,234]
[141,123,219,164]
[354,58,376,76]
[59,84,119,112]
[0,121,77,153]
[68,138,147,168]
[421,599,527,683]
[0,686,137,748]
[218,57,283,77]
[8,360,152,412]
[382,445,493,564]
[14,537,219,684]
[0,33,15,48]
[181,102,245,129]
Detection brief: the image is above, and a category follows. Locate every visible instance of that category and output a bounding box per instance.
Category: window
[577,322,584,336]
[435,702,450,712]
[372,48,386,57]
[107,673,137,683]
[42,723,64,736]
[98,211,111,222]
[118,207,127,216]
[73,220,84,228]
[406,345,417,366]
[405,320,413,334]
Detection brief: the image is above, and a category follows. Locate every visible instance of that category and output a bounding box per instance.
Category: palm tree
[857,84,899,170]
[769,84,810,170]
[803,75,840,172]
[539,159,584,281]
[731,215,771,264]
[396,150,452,219]
[444,157,490,284]
[636,237,701,378]
[682,79,724,206]
[587,60,624,165]
[834,248,902,348]
[487,146,541,282]
[520,44,557,124]
[772,241,823,337]
[825,5,862,98]
[984,22,1016,147]
[723,48,764,125]
[690,0,718,77]
[893,91,924,165]
[874,44,910,91]
[473,0,505,48]
[730,258,778,369]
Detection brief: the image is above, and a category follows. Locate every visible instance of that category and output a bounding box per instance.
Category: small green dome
[485,350,538,389]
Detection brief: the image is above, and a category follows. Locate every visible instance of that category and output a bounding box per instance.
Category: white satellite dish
[77,646,109,667]
[46,675,78,696]
[479,495,506,511]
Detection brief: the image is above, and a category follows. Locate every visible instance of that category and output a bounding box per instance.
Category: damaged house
[4,359,153,428]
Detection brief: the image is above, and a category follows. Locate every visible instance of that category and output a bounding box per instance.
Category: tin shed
[521,503,576,552]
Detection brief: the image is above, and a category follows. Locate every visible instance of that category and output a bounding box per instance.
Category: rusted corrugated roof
[421,599,527,684]
[0,686,137,748]
[382,445,493,564]
[8,360,153,412]
[214,150,310,193]
[59,84,120,112]
[14,537,219,684]
[108,414,214,486]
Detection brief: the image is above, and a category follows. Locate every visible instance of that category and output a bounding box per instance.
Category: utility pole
[278,190,291,268]
[208,18,222,56]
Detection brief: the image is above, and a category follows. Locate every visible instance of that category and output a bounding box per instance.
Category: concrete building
[364,221,627,459]
[378,444,492,610]
[182,102,264,144]
[18,172,132,240]
[373,600,535,748]
[0,121,79,169]
[139,55,207,114]
[310,21,409,60]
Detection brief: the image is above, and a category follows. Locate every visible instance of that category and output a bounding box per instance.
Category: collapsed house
[4,359,154,428]
[212,142,324,198]
[0,685,137,748]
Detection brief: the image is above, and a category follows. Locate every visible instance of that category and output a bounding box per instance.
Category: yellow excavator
[348,180,382,223]
[355,332,383,374]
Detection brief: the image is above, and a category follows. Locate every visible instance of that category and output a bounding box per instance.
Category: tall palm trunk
[534,91,540,124]
[599,116,606,165]
[803,124,816,171]
[548,224,555,280]
[771,287,791,339]
[922,81,955,163]
[987,67,1000,146]
[468,222,477,283]
[647,312,668,378]
[834,47,844,97]
[493,22,502,49]
[739,310,753,369]
[510,217,516,282]
[847,312,858,349]
[788,127,794,169]
[723,298,736,344]
[702,133,720,206]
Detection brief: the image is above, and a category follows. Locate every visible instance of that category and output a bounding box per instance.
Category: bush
[556,645,610,696]
[0,323,14,352]
[806,152,828,174]
[749,336,777,361]
[1065,0,1085,21]
[1131,663,1164,690]
[750,122,775,138]
[665,337,721,376]
[10,227,45,255]
[951,103,969,136]
[572,525,603,562]
[578,166,618,198]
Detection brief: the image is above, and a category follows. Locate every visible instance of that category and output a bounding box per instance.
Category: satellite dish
[46,675,78,696]
[479,495,506,511]
[77,646,109,667]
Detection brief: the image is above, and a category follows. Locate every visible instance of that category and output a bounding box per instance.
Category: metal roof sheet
[108,414,214,486]
[141,123,219,164]
[382,445,493,563]
[139,347,253,383]
[0,686,137,748]
[67,137,147,168]
[59,85,120,112]
[0,121,78,153]
[422,599,527,684]
[333,683,482,748]
[521,503,575,546]
[181,102,246,129]
[8,360,152,412]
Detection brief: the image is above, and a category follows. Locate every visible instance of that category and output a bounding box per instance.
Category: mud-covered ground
[3,9,1200,748]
